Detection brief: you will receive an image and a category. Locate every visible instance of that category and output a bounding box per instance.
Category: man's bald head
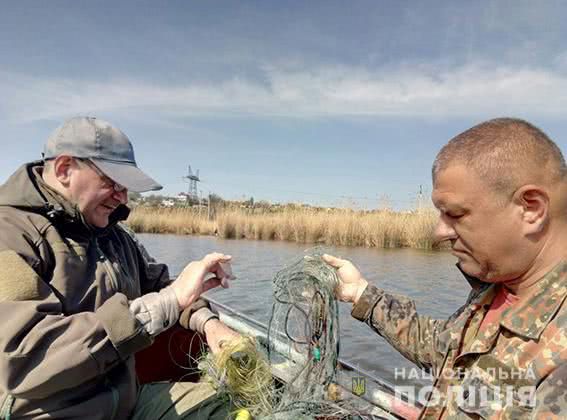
[432,118,567,200]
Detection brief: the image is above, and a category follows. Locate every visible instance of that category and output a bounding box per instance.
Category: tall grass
[127,207,216,235]
[127,206,440,250]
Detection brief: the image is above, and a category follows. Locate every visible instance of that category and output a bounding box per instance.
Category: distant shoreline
[126,206,441,250]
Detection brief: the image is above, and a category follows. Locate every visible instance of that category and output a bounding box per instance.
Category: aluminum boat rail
[202,295,422,420]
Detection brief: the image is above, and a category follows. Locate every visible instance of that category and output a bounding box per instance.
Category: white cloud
[2,62,567,123]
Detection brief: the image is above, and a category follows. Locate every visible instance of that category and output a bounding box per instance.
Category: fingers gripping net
[265,251,351,418]
[202,250,357,419]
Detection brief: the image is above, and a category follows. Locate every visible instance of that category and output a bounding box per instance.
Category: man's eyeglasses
[76,158,127,193]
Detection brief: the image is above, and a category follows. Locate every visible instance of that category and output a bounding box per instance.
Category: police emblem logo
[352,376,366,396]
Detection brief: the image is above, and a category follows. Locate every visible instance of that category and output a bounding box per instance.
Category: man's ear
[512,185,549,235]
[52,155,75,187]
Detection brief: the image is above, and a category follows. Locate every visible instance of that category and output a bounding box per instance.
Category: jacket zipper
[94,238,121,293]
[94,238,137,297]
[95,238,121,420]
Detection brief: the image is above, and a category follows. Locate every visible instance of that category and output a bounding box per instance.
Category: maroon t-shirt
[479,285,519,332]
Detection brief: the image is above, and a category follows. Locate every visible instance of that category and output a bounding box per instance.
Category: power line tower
[183,165,201,202]
[416,184,426,210]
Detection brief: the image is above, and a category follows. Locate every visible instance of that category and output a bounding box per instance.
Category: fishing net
[200,249,364,419]
[200,335,274,416]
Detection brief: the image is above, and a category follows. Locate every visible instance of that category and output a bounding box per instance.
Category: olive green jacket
[0,162,170,419]
[351,264,567,419]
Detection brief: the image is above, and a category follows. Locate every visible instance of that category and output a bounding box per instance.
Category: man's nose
[433,216,457,244]
[112,189,128,205]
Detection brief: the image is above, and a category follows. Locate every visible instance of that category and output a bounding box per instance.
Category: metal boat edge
[202,295,422,420]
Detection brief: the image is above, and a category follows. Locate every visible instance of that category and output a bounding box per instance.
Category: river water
[138,234,470,387]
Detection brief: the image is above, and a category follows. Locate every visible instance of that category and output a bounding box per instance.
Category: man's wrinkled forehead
[431,192,468,213]
[431,188,456,211]
[431,164,479,210]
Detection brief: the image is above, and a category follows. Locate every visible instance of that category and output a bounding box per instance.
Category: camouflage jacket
[351,262,567,419]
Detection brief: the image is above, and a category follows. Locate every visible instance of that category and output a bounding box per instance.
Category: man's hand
[203,319,240,354]
[322,254,368,304]
[171,253,234,310]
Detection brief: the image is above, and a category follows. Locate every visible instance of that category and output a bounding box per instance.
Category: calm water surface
[138,234,470,386]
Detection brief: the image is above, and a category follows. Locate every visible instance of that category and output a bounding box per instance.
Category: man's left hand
[203,319,240,354]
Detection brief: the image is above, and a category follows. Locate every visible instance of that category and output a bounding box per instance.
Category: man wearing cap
[0,117,237,419]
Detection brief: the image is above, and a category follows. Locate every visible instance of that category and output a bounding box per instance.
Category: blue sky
[2,0,567,209]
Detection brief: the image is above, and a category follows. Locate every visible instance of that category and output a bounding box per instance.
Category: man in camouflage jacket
[325,118,567,419]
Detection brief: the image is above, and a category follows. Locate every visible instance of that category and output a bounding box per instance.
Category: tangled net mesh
[200,249,363,419]
[200,336,274,415]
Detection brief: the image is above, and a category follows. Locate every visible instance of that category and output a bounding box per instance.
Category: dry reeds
[126,206,440,250]
[127,207,216,236]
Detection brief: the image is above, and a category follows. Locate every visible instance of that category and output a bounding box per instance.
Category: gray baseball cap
[44,116,162,192]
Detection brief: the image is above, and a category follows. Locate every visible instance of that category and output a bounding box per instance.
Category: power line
[200,180,389,202]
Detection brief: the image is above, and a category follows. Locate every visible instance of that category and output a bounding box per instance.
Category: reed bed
[127,206,440,250]
[127,207,216,236]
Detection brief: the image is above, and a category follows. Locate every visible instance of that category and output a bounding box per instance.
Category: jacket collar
[457,261,567,340]
[499,261,567,340]
[456,264,489,292]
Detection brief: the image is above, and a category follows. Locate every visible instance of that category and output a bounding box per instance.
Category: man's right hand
[171,253,234,310]
[322,254,368,304]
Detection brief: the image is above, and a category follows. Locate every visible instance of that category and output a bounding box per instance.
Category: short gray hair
[432,118,567,198]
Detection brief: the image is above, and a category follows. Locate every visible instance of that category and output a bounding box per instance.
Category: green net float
[312,347,321,361]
